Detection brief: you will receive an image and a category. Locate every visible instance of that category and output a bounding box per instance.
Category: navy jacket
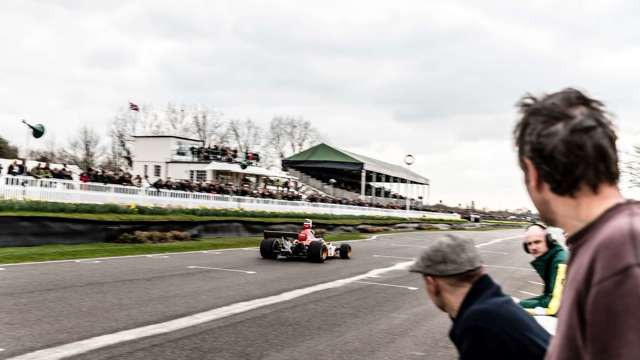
[449,275,550,360]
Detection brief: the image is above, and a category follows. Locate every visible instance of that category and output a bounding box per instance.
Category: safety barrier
[0,176,460,220]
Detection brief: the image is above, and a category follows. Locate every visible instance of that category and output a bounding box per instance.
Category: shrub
[113,233,144,243]
[168,231,192,241]
[110,230,193,244]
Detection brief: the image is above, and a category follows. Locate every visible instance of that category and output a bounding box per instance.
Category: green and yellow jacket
[519,243,569,316]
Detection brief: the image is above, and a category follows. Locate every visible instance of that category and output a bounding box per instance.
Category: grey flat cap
[409,235,483,276]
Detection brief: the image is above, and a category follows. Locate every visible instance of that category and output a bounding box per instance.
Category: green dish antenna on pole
[22,119,45,139]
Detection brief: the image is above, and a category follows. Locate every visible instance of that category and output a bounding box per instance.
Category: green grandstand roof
[284,143,429,185]
[284,143,361,163]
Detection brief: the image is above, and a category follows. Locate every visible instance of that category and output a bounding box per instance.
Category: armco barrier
[0,176,460,220]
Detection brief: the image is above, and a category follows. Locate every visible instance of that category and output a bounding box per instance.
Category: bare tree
[267,116,288,160]
[27,137,62,163]
[61,125,104,171]
[164,103,193,138]
[109,109,139,169]
[267,116,322,160]
[191,105,225,146]
[0,136,19,158]
[228,118,262,156]
[625,145,640,188]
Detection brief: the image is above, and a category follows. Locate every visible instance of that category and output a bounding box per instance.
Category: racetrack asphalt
[0,229,544,360]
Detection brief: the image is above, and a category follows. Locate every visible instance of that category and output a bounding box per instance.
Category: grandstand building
[131,135,290,186]
[282,143,430,206]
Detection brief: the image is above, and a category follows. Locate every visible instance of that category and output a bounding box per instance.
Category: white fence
[0,176,460,220]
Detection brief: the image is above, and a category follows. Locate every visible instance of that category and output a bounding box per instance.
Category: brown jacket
[546,201,640,360]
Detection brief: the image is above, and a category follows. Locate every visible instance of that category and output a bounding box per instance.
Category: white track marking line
[478,250,509,255]
[372,255,416,260]
[393,235,522,250]
[474,235,524,247]
[390,243,428,248]
[519,290,538,296]
[74,260,101,264]
[187,266,256,274]
[410,352,426,356]
[355,280,418,291]
[8,261,414,360]
[200,251,221,255]
[145,255,169,259]
[528,281,544,286]
[0,268,5,271]
[485,264,534,271]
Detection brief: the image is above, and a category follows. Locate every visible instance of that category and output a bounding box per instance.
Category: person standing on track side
[519,223,568,316]
[410,235,550,360]
[514,88,640,359]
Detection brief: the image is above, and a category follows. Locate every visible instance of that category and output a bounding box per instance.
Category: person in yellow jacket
[519,223,569,316]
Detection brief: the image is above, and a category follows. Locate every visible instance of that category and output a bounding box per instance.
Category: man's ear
[425,276,439,294]
[523,158,541,191]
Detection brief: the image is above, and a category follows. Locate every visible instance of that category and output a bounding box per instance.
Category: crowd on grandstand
[0,157,531,220]
[186,145,260,163]
[1,159,73,180]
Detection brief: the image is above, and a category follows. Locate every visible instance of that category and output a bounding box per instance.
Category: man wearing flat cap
[410,235,550,360]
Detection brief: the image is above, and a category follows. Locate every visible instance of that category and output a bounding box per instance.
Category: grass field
[0,232,369,265]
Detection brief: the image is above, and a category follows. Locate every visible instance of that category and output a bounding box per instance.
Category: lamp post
[404,154,414,212]
[329,178,336,198]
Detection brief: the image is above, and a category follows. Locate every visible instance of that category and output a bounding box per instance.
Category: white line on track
[519,290,538,296]
[474,235,524,247]
[354,280,418,291]
[0,268,5,271]
[186,266,256,274]
[145,255,169,259]
[478,250,509,255]
[410,352,426,356]
[390,243,428,248]
[74,260,101,264]
[8,260,414,360]
[528,281,544,286]
[485,264,534,271]
[372,255,416,260]
[0,247,256,267]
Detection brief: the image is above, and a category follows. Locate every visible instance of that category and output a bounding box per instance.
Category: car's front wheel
[339,243,352,259]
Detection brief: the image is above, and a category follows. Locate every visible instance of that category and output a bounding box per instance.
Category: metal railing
[0,175,460,220]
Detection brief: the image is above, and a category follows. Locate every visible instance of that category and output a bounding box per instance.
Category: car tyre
[260,238,279,259]
[339,243,352,259]
[308,241,328,263]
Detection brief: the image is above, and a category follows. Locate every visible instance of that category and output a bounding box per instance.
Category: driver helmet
[303,219,313,229]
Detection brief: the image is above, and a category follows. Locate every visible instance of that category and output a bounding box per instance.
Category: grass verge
[0,232,369,265]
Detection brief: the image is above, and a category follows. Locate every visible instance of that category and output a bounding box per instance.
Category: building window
[190,170,206,182]
[154,165,161,177]
[144,165,148,176]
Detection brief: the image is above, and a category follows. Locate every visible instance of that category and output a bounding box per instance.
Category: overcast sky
[2,0,640,210]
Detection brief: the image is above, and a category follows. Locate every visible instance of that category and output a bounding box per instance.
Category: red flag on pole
[129,102,140,112]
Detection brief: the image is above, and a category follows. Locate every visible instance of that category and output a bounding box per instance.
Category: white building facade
[131,135,206,182]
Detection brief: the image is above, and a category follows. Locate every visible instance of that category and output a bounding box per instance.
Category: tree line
[1,103,322,172]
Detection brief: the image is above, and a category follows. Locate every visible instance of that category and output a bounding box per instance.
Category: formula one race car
[260,219,352,263]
